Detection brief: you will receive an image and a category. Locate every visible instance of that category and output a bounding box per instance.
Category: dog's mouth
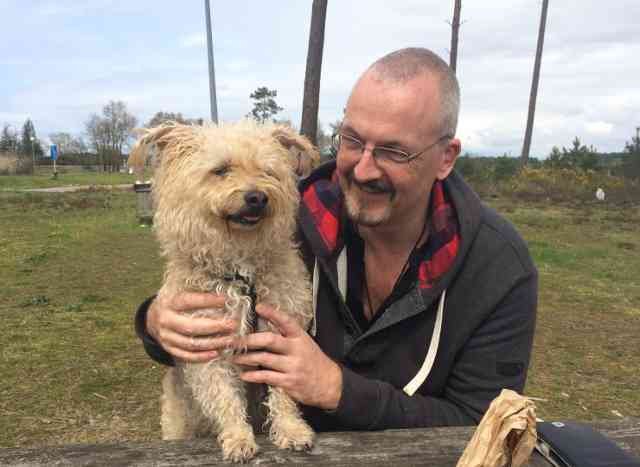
[226,207,266,226]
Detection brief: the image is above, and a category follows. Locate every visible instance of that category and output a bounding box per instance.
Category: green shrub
[505,167,640,204]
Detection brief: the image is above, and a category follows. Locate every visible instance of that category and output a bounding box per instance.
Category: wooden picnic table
[1,418,638,466]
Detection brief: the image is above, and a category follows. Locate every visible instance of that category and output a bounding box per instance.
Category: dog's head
[129,120,319,255]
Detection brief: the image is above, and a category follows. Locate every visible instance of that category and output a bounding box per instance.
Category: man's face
[336,72,459,228]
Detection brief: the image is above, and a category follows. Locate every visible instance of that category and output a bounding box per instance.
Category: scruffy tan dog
[130,120,319,462]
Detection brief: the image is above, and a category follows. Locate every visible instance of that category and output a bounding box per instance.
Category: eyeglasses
[332,132,452,164]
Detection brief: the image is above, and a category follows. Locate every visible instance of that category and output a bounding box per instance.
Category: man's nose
[353,147,382,182]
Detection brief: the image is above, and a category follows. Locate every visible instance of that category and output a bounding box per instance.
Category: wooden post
[300,0,328,146]
[450,0,462,73]
[133,181,153,225]
[521,0,550,166]
[204,0,218,123]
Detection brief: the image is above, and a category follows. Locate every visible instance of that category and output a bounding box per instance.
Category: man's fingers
[233,352,289,372]
[255,305,302,337]
[162,329,235,353]
[240,369,287,387]
[235,331,288,354]
[166,313,238,338]
[168,292,226,312]
[163,344,218,363]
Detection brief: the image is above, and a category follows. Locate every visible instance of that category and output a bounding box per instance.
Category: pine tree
[248,87,283,123]
[20,118,36,156]
[0,124,18,152]
[623,131,640,179]
[545,137,598,171]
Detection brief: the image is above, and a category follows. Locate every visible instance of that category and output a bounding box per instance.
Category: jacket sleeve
[327,273,537,430]
[134,295,176,367]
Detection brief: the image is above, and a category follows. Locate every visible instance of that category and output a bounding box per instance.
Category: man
[135,47,537,431]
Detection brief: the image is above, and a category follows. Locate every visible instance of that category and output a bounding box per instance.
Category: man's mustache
[350,175,394,194]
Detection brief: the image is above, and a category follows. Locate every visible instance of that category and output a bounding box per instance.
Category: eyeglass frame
[331,131,453,164]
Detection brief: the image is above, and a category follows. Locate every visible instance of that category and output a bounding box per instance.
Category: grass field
[0,178,638,448]
[0,169,147,190]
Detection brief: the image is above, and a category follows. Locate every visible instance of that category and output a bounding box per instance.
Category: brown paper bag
[456,389,537,467]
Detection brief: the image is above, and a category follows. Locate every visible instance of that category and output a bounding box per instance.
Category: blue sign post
[49,144,58,178]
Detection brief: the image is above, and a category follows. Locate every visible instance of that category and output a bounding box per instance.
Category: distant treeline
[34,152,127,167]
[456,150,639,205]
[457,151,635,181]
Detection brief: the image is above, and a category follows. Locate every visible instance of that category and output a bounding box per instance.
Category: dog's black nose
[244,190,269,210]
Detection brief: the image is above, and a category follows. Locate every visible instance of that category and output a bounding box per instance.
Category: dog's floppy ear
[271,126,320,179]
[129,123,197,175]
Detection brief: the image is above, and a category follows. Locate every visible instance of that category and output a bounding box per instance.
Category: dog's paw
[219,429,259,463]
[269,417,315,451]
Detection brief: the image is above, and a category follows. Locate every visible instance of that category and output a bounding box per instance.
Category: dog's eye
[211,165,230,177]
[265,169,280,181]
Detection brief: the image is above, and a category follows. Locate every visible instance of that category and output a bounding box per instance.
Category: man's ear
[129,123,197,175]
[271,126,320,178]
[436,137,461,180]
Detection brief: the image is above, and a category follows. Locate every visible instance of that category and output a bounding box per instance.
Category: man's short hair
[368,47,460,137]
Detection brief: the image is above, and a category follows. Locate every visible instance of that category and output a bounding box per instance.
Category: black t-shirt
[344,217,430,334]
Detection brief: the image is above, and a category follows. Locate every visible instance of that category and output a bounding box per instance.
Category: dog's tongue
[228,211,262,225]
[228,205,266,225]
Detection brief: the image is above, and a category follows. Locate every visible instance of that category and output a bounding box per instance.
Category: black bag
[536,421,640,467]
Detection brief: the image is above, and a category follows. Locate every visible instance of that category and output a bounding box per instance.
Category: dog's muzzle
[227,190,269,226]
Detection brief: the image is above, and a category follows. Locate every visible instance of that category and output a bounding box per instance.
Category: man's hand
[147,292,238,363]
[233,304,343,411]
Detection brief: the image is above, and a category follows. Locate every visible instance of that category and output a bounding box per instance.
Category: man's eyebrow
[341,124,406,149]
[377,139,406,150]
[339,123,357,135]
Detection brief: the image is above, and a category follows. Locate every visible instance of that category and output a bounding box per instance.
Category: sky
[1,0,639,158]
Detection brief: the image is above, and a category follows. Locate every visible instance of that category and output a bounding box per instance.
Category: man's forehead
[348,72,439,109]
[344,75,439,141]
[358,68,438,90]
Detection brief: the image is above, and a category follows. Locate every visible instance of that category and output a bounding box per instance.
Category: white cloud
[2,0,640,157]
[180,33,206,48]
[585,121,614,136]
[223,59,252,73]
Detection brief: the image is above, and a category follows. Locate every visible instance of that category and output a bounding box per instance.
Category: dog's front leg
[161,367,201,439]
[255,312,314,451]
[187,361,258,462]
[265,385,314,451]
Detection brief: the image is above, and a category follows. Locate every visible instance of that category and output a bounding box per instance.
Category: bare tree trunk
[300,0,328,145]
[204,0,218,123]
[521,0,549,166]
[450,0,461,73]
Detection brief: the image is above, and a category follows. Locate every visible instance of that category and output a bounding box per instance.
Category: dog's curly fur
[130,120,319,462]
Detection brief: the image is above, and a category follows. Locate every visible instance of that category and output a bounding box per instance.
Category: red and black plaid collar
[417,177,460,289]
[301,170,459,289]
